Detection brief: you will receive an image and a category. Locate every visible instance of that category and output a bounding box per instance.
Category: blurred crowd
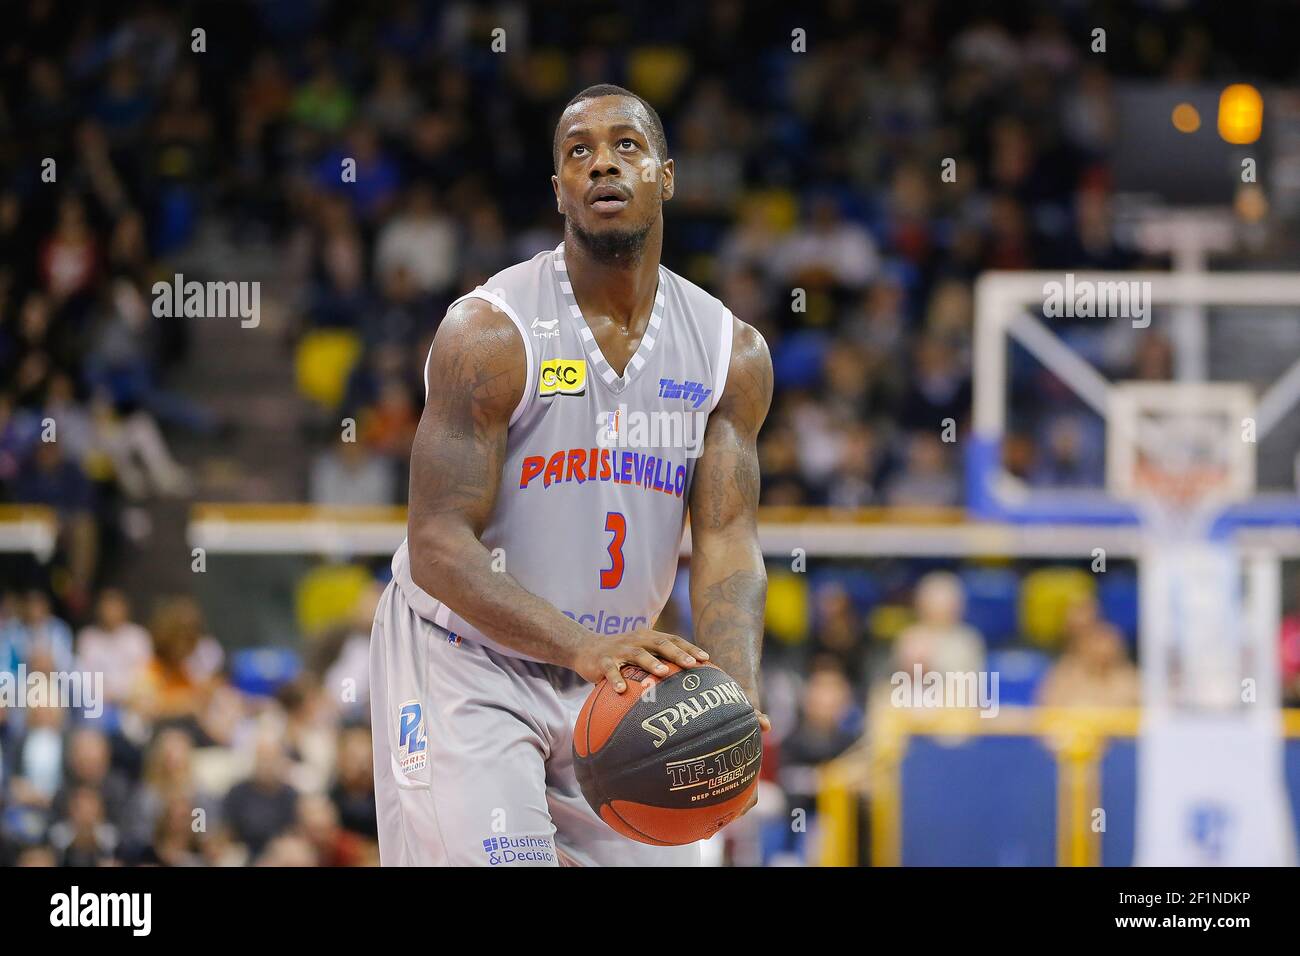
[1,0,1295,865]
[0,586,376,866]
[2,0,1262,597]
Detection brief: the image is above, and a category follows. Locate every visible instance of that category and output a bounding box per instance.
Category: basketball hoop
[1108,382,1255,532]
[1131,461,1233,519]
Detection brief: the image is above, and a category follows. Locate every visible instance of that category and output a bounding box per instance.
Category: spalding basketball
[572,661,762,846]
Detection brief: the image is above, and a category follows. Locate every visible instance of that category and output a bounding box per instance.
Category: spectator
[0,392,41,487]
[223,735,299,858]
[373,182,458,296]
[254,832,319,866]
[825,421,881,508]
[1037,621,1140,708]
[131,597,221,726]
[12,441,97,611]
[291,64,354,135]
[358,380,418,461]
[897,335,971,434]
[894,572,986,677]
[84,388,192,499]
[0,589,74,674]
[810,582,869,689]
[775,196,879,291]
[1031,414,1104,489]
[5,704,68,817]
[882,433,961,508]
[39,195,99,305]
[47,786,119,866]
[298,793,366,866]
[124,726,218,849]
[75,588,152,705]
[778,661,862,815]
[329,726,377,840]
[129,794,204,866]
[309,438,397,506]
[51,727,133,830]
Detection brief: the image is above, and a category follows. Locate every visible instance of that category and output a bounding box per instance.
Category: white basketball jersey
[392,243,735,661]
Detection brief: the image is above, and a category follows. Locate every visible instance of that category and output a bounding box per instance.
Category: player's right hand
[570,629,710,692]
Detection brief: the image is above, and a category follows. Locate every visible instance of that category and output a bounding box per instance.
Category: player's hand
[570,629,710,692]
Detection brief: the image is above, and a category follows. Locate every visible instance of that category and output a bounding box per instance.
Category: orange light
[1218,84,1263,144]
[1171,103,1201,133]
[1235,184,1268,222]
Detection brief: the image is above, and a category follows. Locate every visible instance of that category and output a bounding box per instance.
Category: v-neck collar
[552,243,665,394]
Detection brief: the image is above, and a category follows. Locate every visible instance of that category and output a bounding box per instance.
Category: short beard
[567,216,654,266]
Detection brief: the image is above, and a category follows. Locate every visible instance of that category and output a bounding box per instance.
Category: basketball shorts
[369,578,701,867]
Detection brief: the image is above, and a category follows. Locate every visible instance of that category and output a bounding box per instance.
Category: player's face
[552,96,673,247]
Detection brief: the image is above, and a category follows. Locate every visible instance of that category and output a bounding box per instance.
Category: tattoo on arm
[405,300,589,666]
[688,318,773,702]
[693,569,766,696]
[410,309,522,529]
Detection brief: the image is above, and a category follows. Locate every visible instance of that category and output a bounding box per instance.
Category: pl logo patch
[397,700,428,775]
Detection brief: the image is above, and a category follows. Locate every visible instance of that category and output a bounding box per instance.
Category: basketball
[572,661,763,846]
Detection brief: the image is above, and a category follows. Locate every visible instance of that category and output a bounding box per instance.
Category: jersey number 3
[600,511,626,589]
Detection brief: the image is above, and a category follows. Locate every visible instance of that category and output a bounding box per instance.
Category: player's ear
[551,174,562,214]
[659,158,674,202]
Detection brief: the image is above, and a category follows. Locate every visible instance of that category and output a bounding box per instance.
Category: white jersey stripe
[711,309,734,413]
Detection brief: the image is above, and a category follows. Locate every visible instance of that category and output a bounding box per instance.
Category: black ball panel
[574,664,762,813]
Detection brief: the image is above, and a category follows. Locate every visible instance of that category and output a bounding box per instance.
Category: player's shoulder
[718,316,772,421]
[728,316,770,371]
[428,292,528,404]
[424,298,527,419]
[439,293,518,344]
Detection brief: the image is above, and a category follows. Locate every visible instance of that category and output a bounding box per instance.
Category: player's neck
[564,223,662,328]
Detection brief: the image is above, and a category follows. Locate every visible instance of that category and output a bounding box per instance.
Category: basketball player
[370,85,772,866]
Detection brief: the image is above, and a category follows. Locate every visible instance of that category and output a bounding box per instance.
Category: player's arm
[687,317,773,729]
[407,297,705,683]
